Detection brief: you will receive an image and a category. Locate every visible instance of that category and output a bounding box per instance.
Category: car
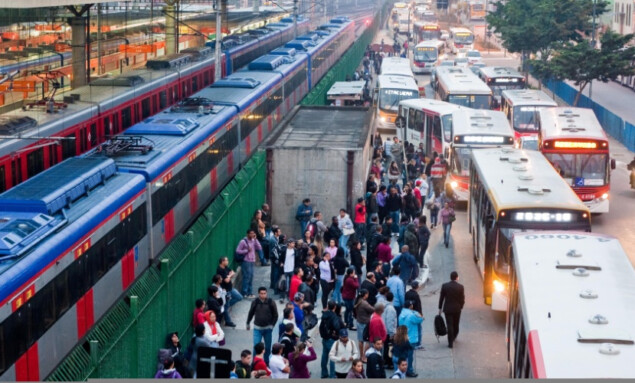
[455,57,469,67]
[469,60,486,75]
[440,29,450,41]
[518,136,539,151]
[466,50,482,64]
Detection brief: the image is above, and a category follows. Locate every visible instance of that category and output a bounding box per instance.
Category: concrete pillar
[70,16,87,88]
[165,4,176,55]
[253,0,259,13]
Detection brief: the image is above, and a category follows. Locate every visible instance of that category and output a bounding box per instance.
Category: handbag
[449,214,456,223]
[343,227,355,236]
[234,238,248,263]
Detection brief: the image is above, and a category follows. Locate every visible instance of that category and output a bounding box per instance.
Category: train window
[90,123,97,146]
[0,165,5,192]
[192,76,198,93]
[48,145,58,168]
[27,148,44,178]
[203,70,210,86]
[121,107,132,130]
[103,116,111,138]
[54,269,70,318]
[181,82,187,98]
[141,97,151,119]
[11,158,22,186]
[159,91,168,110]
[79,128,87,153]
[61,134,76,160]
[112,113,120,134]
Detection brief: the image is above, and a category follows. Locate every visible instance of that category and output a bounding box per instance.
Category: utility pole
[164,0,178,55]
[97,4,102,75]
[589,0,597,101]
[214,0,223,82]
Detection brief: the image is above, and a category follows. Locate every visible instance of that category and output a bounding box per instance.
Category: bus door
[425,113,443,155]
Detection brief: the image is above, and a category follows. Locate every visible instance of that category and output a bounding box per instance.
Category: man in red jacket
[288,267,304,302]
[430,156,447,196]
[368,303,387,348]
[354,197,367,246]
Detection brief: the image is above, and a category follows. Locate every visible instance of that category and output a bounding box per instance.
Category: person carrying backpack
[319,300,343,378]
[328,329,360,379]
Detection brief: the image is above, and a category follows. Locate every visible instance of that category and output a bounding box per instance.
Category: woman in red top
[342,267,360,330]
[354,198,367,246]
[252,342,272,378]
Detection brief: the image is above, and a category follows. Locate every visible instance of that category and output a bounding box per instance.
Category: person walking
[296,198,313,237]
[416,216,430,268]
[353,198,367,246]
[438,271,465,348]
[329,329,360,379]
[288,341,317,378]
[338,209,354,256]
[246,287,278,364]
[235,229,262,298]
[440,202,455,248]
[319,300,342,378]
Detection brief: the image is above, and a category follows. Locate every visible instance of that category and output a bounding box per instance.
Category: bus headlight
[380,116,386,122]
[601,193,608,200]
[493,279,505,292]
[450,181,458,189]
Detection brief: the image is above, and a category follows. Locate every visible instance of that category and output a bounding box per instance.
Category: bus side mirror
[611,158,616,170]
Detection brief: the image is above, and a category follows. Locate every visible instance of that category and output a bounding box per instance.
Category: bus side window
[433,116,442,142]
[408,108,415,131]
[415,110,424,133]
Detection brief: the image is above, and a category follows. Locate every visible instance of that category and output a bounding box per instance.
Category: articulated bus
[396,98,463,156]
[538,107,615,213]
[435,66,492,109]
[446,109,514,201]
[412,40,445,74]
[469,148,591,311]
[477,67,526,108]
[374,74,420,131]
[413,22,441,43]
[507,232,635,378]
[501,89,557,141]
[449,27,474,54]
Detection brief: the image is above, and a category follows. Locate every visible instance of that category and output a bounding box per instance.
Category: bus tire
[472,234,478,263]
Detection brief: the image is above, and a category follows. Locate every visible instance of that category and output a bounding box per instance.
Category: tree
[486,0,608,77]
[536,31,635,106]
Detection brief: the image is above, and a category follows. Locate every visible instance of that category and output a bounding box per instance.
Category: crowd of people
[153,92,466,380]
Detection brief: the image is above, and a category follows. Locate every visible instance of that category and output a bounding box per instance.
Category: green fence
[46,151,266,381]
[300,5,387,106]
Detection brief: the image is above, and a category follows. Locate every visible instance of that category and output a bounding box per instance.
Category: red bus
[538,107,616,213]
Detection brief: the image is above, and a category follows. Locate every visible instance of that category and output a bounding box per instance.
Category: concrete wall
[271,147,366,238]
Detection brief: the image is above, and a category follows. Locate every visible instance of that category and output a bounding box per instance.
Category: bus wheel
[472,235,478,263]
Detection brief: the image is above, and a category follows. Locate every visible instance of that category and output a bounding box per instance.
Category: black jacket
[361,279,379,306]
[385,193,402,212]
[350,248,364,275]
[247,297,278,327]
[405,289,422,314]
[366,349,386,378]
[324,224,342,244]
[320,310,342,340]
[298,282,316,305]
[439,281,465,314]
[417,225,431,247]
[332,254,350,276]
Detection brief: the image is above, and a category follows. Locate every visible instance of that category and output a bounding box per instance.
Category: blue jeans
[321,338,336,378]
[354,223,366,244]
[339,234,350,256]
[257,248,266,265]
[332,274,344,303]
[443,223,452,246]
[241,261,254,296]
[300,220,309,237]
[271,264,283,295]
[344,299,355,328]
[228,288,243,308]
[430,208,439,227]
[253,328,273,365]
[389,210,400,233]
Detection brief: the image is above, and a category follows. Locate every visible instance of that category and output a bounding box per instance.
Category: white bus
[446,109,514,201]
[477,66,526,107]
[412,40,445,74]
[469,148,591,311]
[381,56,415,78]
[507,232,635,378]
[374,74,420,131]
[396,98,463,157]
[501,89,557,141]
[538,107,615,213]
[449,27,474,54]
[434,66,492,109]
[392,3,411,34]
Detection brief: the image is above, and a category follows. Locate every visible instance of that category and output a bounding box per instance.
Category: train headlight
[493,279,505,292]
[601,193,608,200]
[450,181,458,189]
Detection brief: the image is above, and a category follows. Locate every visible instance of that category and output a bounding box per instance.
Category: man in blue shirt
[295,198,313,237]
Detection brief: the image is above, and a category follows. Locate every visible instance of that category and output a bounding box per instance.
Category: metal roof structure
[538,107,608,142]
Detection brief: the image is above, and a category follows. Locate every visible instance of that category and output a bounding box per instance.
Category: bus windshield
[448,94,490,109]
[379,89,419,112]
[543,153,609,186]
[420,29,440,40]
[489,82,525,97]
[442,114,453,142]
[512,106,540,133]
[454,33,474,44]
[451,147,472,176]
[414,48,438,62]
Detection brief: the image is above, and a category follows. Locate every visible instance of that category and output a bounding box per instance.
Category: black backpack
[434,314,447,341]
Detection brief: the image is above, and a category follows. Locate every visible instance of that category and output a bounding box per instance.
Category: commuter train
[0,16,311,194]
[0,16,355,381]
